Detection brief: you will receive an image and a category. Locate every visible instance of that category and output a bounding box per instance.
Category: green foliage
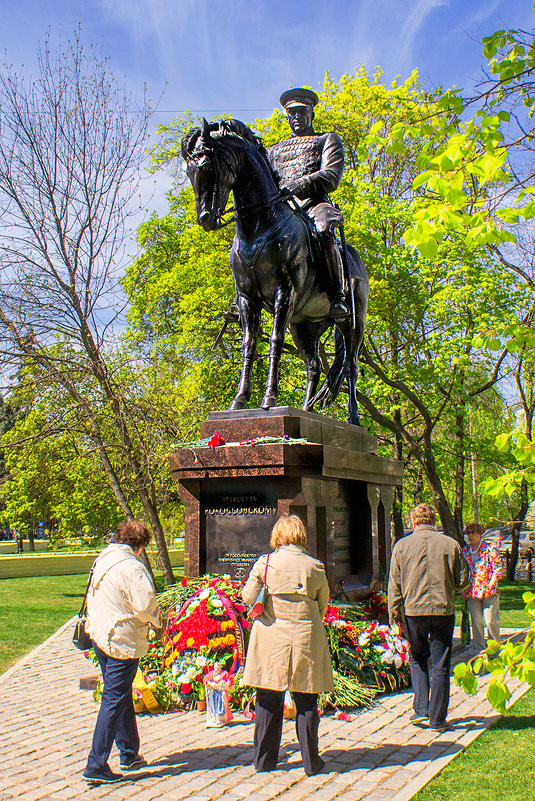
[125,66,526,531]
[483,431,535,499]
[2,405,123,541]
[0,353,188,544]
[454,590,535,713]
[403,20,535,257]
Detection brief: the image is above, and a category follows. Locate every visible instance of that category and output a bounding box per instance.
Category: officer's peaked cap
[280,88,319,109]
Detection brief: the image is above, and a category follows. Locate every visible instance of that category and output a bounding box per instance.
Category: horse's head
[181,119,236,232]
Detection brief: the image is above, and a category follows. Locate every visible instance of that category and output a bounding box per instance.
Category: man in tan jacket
[388,503,469,731]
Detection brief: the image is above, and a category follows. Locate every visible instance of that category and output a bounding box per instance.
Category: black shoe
[119,754,147,771]
[330,298,350,321]
[83,767,123,785]
[429,721,451,732]
[409,713,429,725]
[306,758,325,776]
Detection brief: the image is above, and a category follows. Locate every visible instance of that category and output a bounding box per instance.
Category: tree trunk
[413,466,424,504]
[507,479,529,581]
[453,409,465,539]
[392,486,404,543]
[392,409,405,542]
[134,481,175,585]
[422,451,460,542]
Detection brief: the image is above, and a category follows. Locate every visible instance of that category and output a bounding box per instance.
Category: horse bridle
[191,139,286,229]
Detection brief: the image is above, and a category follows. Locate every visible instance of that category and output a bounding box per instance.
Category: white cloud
[396,0,450,72]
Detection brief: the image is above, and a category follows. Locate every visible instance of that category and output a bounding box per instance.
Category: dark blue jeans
[405,614,455,725]
[85,643,140,773]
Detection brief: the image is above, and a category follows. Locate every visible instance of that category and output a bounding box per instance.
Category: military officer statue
[268,88,350,322]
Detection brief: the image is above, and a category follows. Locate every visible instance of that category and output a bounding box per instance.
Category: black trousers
[253,688,324,775]
[405,614,455,725]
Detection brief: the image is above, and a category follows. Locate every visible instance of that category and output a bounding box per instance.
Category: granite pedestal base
[169,407,403,595]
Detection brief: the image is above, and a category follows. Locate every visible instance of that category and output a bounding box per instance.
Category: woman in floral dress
[463,522,503,652]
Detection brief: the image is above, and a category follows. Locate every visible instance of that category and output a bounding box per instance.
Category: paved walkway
[0,621,529,801]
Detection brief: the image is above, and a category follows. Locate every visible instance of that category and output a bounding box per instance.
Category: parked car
[481,526,510,548]
[483,527,535,558]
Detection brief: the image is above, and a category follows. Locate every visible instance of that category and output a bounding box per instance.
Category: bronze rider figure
[268,88,350,322]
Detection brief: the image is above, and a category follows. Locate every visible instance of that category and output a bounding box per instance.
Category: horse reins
[198,141,289,229]
[217,190,288,228]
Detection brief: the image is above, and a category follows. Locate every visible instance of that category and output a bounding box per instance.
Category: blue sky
[3,0,534,126]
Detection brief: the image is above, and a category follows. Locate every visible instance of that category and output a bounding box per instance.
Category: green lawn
[455,579,532,629]
[412,689,535,800]
[0,574,88,673]
[0,572,170,674]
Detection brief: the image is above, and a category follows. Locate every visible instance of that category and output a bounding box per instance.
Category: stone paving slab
[0,622,529,801]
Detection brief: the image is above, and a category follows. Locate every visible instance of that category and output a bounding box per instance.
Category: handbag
[247,554,270,620]
[460,599,471,646]
[73,562,96,650]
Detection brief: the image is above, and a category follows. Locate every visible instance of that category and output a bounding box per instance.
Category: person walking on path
[462,521,502,653]
[242,514,333,776]
[388,503,470,731]
[83,520,162,785]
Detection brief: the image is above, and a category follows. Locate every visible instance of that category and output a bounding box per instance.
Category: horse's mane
[182,118,270,168]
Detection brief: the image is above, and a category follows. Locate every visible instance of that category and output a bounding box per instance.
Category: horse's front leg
[229,295,261,411]
[261,286,293,409]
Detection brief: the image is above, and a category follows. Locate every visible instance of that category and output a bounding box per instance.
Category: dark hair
[464,522,483,536]
[114,519,151,550]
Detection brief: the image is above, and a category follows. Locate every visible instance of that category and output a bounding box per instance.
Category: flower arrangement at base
[323,603,411,704]
[85,579,409,715]
[152,575,252,711]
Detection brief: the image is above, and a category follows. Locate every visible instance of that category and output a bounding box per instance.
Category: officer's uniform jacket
[268,132,344,233]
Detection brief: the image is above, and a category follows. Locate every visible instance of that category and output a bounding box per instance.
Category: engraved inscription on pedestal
[326,480,373,587]
[203,479,278,580]
[330,492,351,577]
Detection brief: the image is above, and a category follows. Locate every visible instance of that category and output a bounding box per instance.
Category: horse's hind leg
[229,296,261,411]
[290,320,327,411]
[261,286,293,409]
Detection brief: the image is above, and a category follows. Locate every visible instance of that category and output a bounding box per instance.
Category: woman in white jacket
[83,520,162,785]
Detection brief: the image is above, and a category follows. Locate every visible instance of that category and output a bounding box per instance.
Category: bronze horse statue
[182,119,368,425]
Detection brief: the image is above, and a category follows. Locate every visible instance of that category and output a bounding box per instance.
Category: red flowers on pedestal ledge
[207,431,225,448]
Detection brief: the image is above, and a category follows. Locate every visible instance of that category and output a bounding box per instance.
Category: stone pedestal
[169,407,402,594]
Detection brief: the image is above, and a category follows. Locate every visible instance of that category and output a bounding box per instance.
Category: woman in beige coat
[242,514,333,775]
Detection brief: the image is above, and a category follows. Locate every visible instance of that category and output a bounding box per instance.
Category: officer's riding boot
[323,237,350,322]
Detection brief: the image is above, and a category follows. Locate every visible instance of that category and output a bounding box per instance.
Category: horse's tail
[312,245,368,412]
[311,327,346,410]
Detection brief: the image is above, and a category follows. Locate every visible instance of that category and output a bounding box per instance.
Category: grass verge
[455,579,532,629]
[0,574,88,674]
[412,688,535,800]
[0,571,173,674]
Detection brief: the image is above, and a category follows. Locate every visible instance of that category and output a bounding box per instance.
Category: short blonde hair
[270,514,308,549]
[410,503,436,527]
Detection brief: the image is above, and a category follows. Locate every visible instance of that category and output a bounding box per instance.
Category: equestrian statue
[181,88,369,425]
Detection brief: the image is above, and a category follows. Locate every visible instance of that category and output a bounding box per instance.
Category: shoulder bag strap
[263,553,270,584]
[77,559,97,618]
